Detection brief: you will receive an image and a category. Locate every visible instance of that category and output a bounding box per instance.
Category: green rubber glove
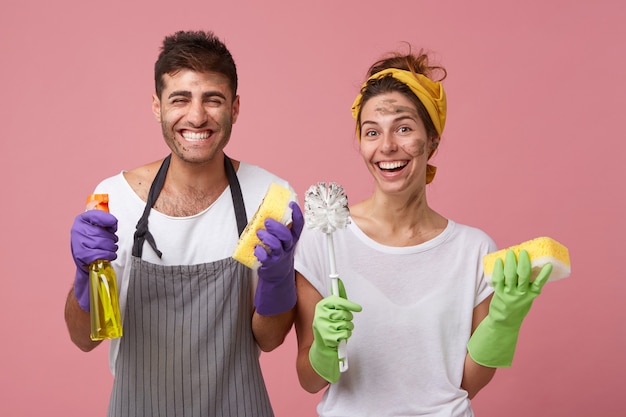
[467,249,552,367]
[309,278,362,383]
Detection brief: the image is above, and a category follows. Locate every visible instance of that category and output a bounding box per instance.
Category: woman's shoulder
[448,221,497,249]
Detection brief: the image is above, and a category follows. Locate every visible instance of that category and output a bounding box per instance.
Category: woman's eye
[398,126,411,133]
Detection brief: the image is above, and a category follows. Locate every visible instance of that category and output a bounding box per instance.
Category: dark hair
[154,30,238,99]
[357,47,447,140]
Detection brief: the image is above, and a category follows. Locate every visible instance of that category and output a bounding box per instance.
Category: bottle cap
[86,194,110,212]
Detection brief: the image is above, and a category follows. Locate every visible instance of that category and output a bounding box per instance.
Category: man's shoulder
[236,162,295,210]
[124,160,163,183]
[237,161,290,187]
[119,159,164,200]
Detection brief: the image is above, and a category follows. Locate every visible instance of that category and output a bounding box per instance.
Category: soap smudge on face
[373,98,428,157]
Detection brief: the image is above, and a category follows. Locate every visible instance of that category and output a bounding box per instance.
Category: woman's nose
[380,132,398,153]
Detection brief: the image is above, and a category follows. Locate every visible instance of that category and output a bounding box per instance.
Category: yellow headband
[351,68,447,136]
[351,68,447,184]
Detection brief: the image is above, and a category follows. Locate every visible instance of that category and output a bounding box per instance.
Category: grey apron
[108,155,274,417]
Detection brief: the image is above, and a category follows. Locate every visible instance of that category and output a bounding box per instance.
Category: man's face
[152,69,240,165]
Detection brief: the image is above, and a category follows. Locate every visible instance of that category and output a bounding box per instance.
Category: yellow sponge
[483,237,571,286]
[232,182,296,270]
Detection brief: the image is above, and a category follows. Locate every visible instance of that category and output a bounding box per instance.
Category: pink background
[1,1,624,416]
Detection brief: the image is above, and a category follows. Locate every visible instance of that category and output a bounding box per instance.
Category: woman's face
[358,91,438,196]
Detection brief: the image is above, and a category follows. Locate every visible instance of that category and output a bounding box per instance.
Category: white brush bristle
[304,182,350,234]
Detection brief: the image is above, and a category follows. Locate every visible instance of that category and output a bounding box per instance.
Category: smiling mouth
[377,161,408,172]
[181,131,212,141]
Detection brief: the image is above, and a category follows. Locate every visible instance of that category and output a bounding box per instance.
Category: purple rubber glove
[253,201,304,316]
[70,210,118,311]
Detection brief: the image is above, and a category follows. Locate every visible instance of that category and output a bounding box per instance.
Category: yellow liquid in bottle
[89,260,123,340]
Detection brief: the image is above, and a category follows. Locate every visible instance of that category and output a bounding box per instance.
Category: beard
[161,116,233,164]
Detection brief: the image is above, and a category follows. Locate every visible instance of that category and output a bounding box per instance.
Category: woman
[294,48,551,416]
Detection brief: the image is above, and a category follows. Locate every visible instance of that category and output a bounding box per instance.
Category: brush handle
[338,338,348,372]
[327,233,349,373]
[330,274,349,372]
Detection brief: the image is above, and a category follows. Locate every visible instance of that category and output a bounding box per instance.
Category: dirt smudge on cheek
[402,139,427,157]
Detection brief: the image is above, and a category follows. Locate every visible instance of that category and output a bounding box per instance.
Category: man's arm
[250,201,304,352]
[66,209,118,352]
[252,308,295,352]
[64,288,102,352]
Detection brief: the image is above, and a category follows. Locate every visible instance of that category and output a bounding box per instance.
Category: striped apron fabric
[107,155,273,417]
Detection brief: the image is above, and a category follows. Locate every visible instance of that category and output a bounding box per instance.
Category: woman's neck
[350,191,447,247]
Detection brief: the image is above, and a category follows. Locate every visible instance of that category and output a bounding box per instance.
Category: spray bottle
[86,194,123,340]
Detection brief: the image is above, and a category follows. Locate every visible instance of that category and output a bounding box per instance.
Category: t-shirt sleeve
[294,226,331,298]
[475,233,497,306]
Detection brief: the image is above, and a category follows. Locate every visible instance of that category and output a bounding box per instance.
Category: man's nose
[187,101,208,126]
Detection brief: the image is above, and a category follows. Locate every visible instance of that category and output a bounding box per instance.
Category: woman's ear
[431,137,440,150]
[427,137,440,160]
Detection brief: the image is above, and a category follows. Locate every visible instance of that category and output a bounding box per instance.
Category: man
[65,30,303,417]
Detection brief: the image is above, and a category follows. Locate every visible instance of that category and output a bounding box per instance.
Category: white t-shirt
[92,161,293,374]
[295,219,496,417]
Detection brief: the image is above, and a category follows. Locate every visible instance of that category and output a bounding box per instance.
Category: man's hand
[70,210,118,311]
[253,201,304,316]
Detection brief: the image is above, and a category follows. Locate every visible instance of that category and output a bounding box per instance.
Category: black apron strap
[224,156,248,236]
[132,154,248,258]
[132,154,170,258]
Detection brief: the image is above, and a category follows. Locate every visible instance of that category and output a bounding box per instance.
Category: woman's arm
[294,272,330,393]
[461,294,497,398]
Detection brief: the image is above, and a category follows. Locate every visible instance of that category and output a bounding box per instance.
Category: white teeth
[182,131,210,141]
[378,161,407,170]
